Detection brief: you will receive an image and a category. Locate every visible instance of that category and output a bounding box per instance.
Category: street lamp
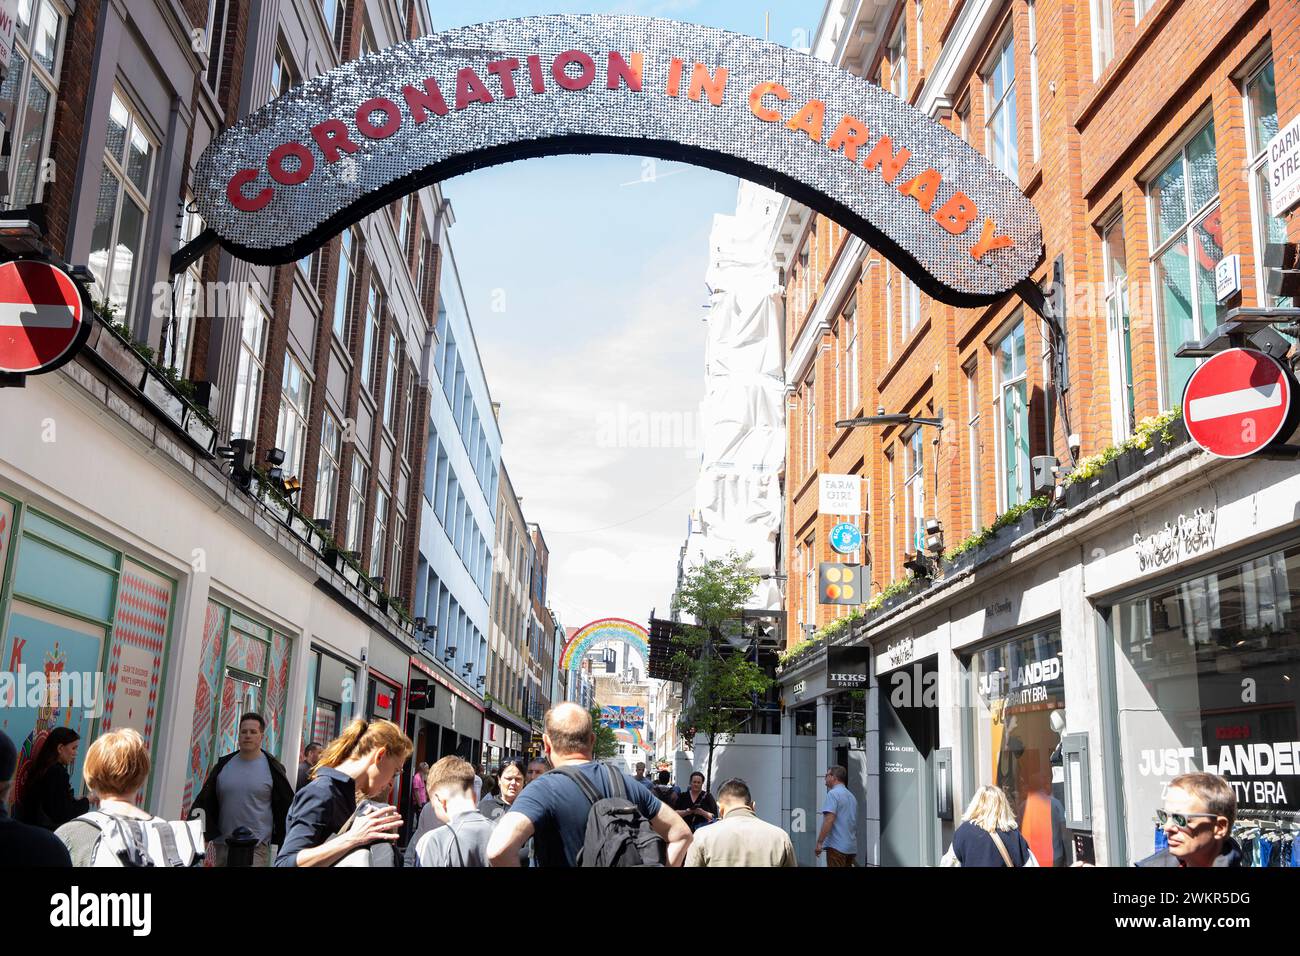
[835,406,944,430]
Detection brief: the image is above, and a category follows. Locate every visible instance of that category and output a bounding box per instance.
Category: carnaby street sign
[192,15,1043,307]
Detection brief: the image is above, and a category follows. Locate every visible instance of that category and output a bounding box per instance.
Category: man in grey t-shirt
[415,755,495,867]
[191,713,293,866]
[816,765,858,867]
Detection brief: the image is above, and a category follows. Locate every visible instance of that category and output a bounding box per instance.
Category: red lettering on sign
[970,218,1014,260]
[487,58,521,99]
[227,169,273,212]
[607,51,643,91]
[402,78,449,123]
[667,58,684,97]
[455,67,494,109]
[786,99,826,143]
[526,54,546,94]
[311,119,359,162]
[748,81,789,122]
[898,167,941,213]
[826,114,869,162]
[356,98,402,138]
[687,63,727,106]
[933,191,977,235]
[552,50,596,91]
[862,135,910,183]
[267,143,314,186]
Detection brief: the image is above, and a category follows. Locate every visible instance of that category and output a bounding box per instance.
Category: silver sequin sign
[193,15,1043,305]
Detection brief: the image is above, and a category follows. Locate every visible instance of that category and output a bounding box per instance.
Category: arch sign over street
[193,15,1043,306]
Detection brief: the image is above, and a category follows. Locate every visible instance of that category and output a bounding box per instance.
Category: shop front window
[968,627,1069,866]
[303,647,357,751]
[1110,542,1300,860]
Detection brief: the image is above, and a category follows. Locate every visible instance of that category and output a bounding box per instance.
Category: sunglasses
[1154,809,1221,829]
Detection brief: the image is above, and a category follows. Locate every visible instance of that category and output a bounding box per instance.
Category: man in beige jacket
[684,777,796,867]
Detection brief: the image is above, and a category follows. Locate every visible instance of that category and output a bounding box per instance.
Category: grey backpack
[78,811,205,867]
[552,765,665,867]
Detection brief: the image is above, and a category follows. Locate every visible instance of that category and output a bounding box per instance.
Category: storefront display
[1111,541,1300,859]
[302,647,358,749]
[1,506,175,807]
[967,627,1069,866]
[179,600,292,814]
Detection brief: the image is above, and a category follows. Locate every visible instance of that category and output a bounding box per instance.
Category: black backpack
[552,764,666,867]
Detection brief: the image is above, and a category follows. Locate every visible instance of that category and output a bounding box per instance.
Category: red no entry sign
[1182,347,1298,458]
[0,260,89,376]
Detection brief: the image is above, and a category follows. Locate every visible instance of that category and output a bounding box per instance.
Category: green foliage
[777,609,865,668]
[1063,407,1183,485]
[590,706,618,760]
[941,496,1049,561]
[865,574,919,611]
[670,552,773,777]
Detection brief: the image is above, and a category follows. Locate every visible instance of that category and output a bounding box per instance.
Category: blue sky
[423,1,814,633]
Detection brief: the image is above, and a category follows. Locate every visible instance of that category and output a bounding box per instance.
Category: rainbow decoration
[560,617,649,674]
[614,727,650,751]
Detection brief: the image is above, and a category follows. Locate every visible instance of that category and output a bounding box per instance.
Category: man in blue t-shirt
[486,703,692,867]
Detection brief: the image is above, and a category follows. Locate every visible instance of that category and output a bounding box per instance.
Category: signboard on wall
[827,645,870,688]
[1268,112,1300,218]
[819,475,862,516]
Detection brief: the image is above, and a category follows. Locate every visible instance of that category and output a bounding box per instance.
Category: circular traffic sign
[1182,347,1299,459]
[830,522,862,554]
[0,260,89,375]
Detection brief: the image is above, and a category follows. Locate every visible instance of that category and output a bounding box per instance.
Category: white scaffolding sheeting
[686,181,785,611]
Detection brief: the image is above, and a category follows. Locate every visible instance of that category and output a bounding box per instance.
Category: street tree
[590,705,618,760]
[670,550,773,790]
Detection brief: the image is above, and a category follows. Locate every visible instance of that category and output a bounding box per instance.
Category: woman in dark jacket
[943,785,1038,867]
[673,771,719,833]
[17,727,89,830]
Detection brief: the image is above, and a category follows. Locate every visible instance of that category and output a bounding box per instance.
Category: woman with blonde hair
[275,718,411,867]
[941,785,1039,867]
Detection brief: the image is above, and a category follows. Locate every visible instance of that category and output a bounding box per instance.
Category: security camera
[1068,433,1081,453]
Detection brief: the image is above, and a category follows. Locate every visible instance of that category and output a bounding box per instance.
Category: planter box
[1164,417,1190,449]
[944,549,977,576]
[93,329,147,389]
[184,412,217,454]
[141,372,186,428]
[1062,479,1089,510]
[342,563,361,587]
[1114,447,1140,482]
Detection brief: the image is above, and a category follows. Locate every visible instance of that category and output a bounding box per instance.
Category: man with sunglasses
[1137,772,1243,868]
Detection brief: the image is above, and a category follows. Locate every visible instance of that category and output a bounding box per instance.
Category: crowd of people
[0,702,1247,869]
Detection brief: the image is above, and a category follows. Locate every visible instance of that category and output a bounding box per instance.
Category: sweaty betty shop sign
[193,15,1042,306]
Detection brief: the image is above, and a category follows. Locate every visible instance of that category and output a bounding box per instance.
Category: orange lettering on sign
[747,81,790,122]
[687,63,728,106]
[826,114,869,162]
[898,168,941,213]
[607,51,644,91]
[933,191,978,235]
[862,136,910,183]
[970,218,1015,260]
[667,58,685,97]
[786,99,826,143]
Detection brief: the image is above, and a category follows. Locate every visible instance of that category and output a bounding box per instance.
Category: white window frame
[89,88,156,323]
[1090,0,1114,80]
[371,488,388,577]
[885,265,895,362]
[1134,0,1154,21]
[383,329,400,431]
[843,299,859,417]
[362,278,382,395]
[916,1,924,73]
[886,450,897,582]
[205,0,231,93]
[904,428,925,554]
[964,359,982,532]
[315,410,343,523]
[275,352,311,479]
[230,296,268,443]
[889,18,908,101]
[984,30,1018,181]
[803,373,816,477]
[164,198,203,377]
[319,0,346,57]
[1242,55,1292,310]
[346,457,368,552]
[1102,211,1135,441]
[0,0,67,207]
[1145,117,1221,408]
[333,227,356,343]
[993,315,1030,512]
[1028,0,1041,162]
